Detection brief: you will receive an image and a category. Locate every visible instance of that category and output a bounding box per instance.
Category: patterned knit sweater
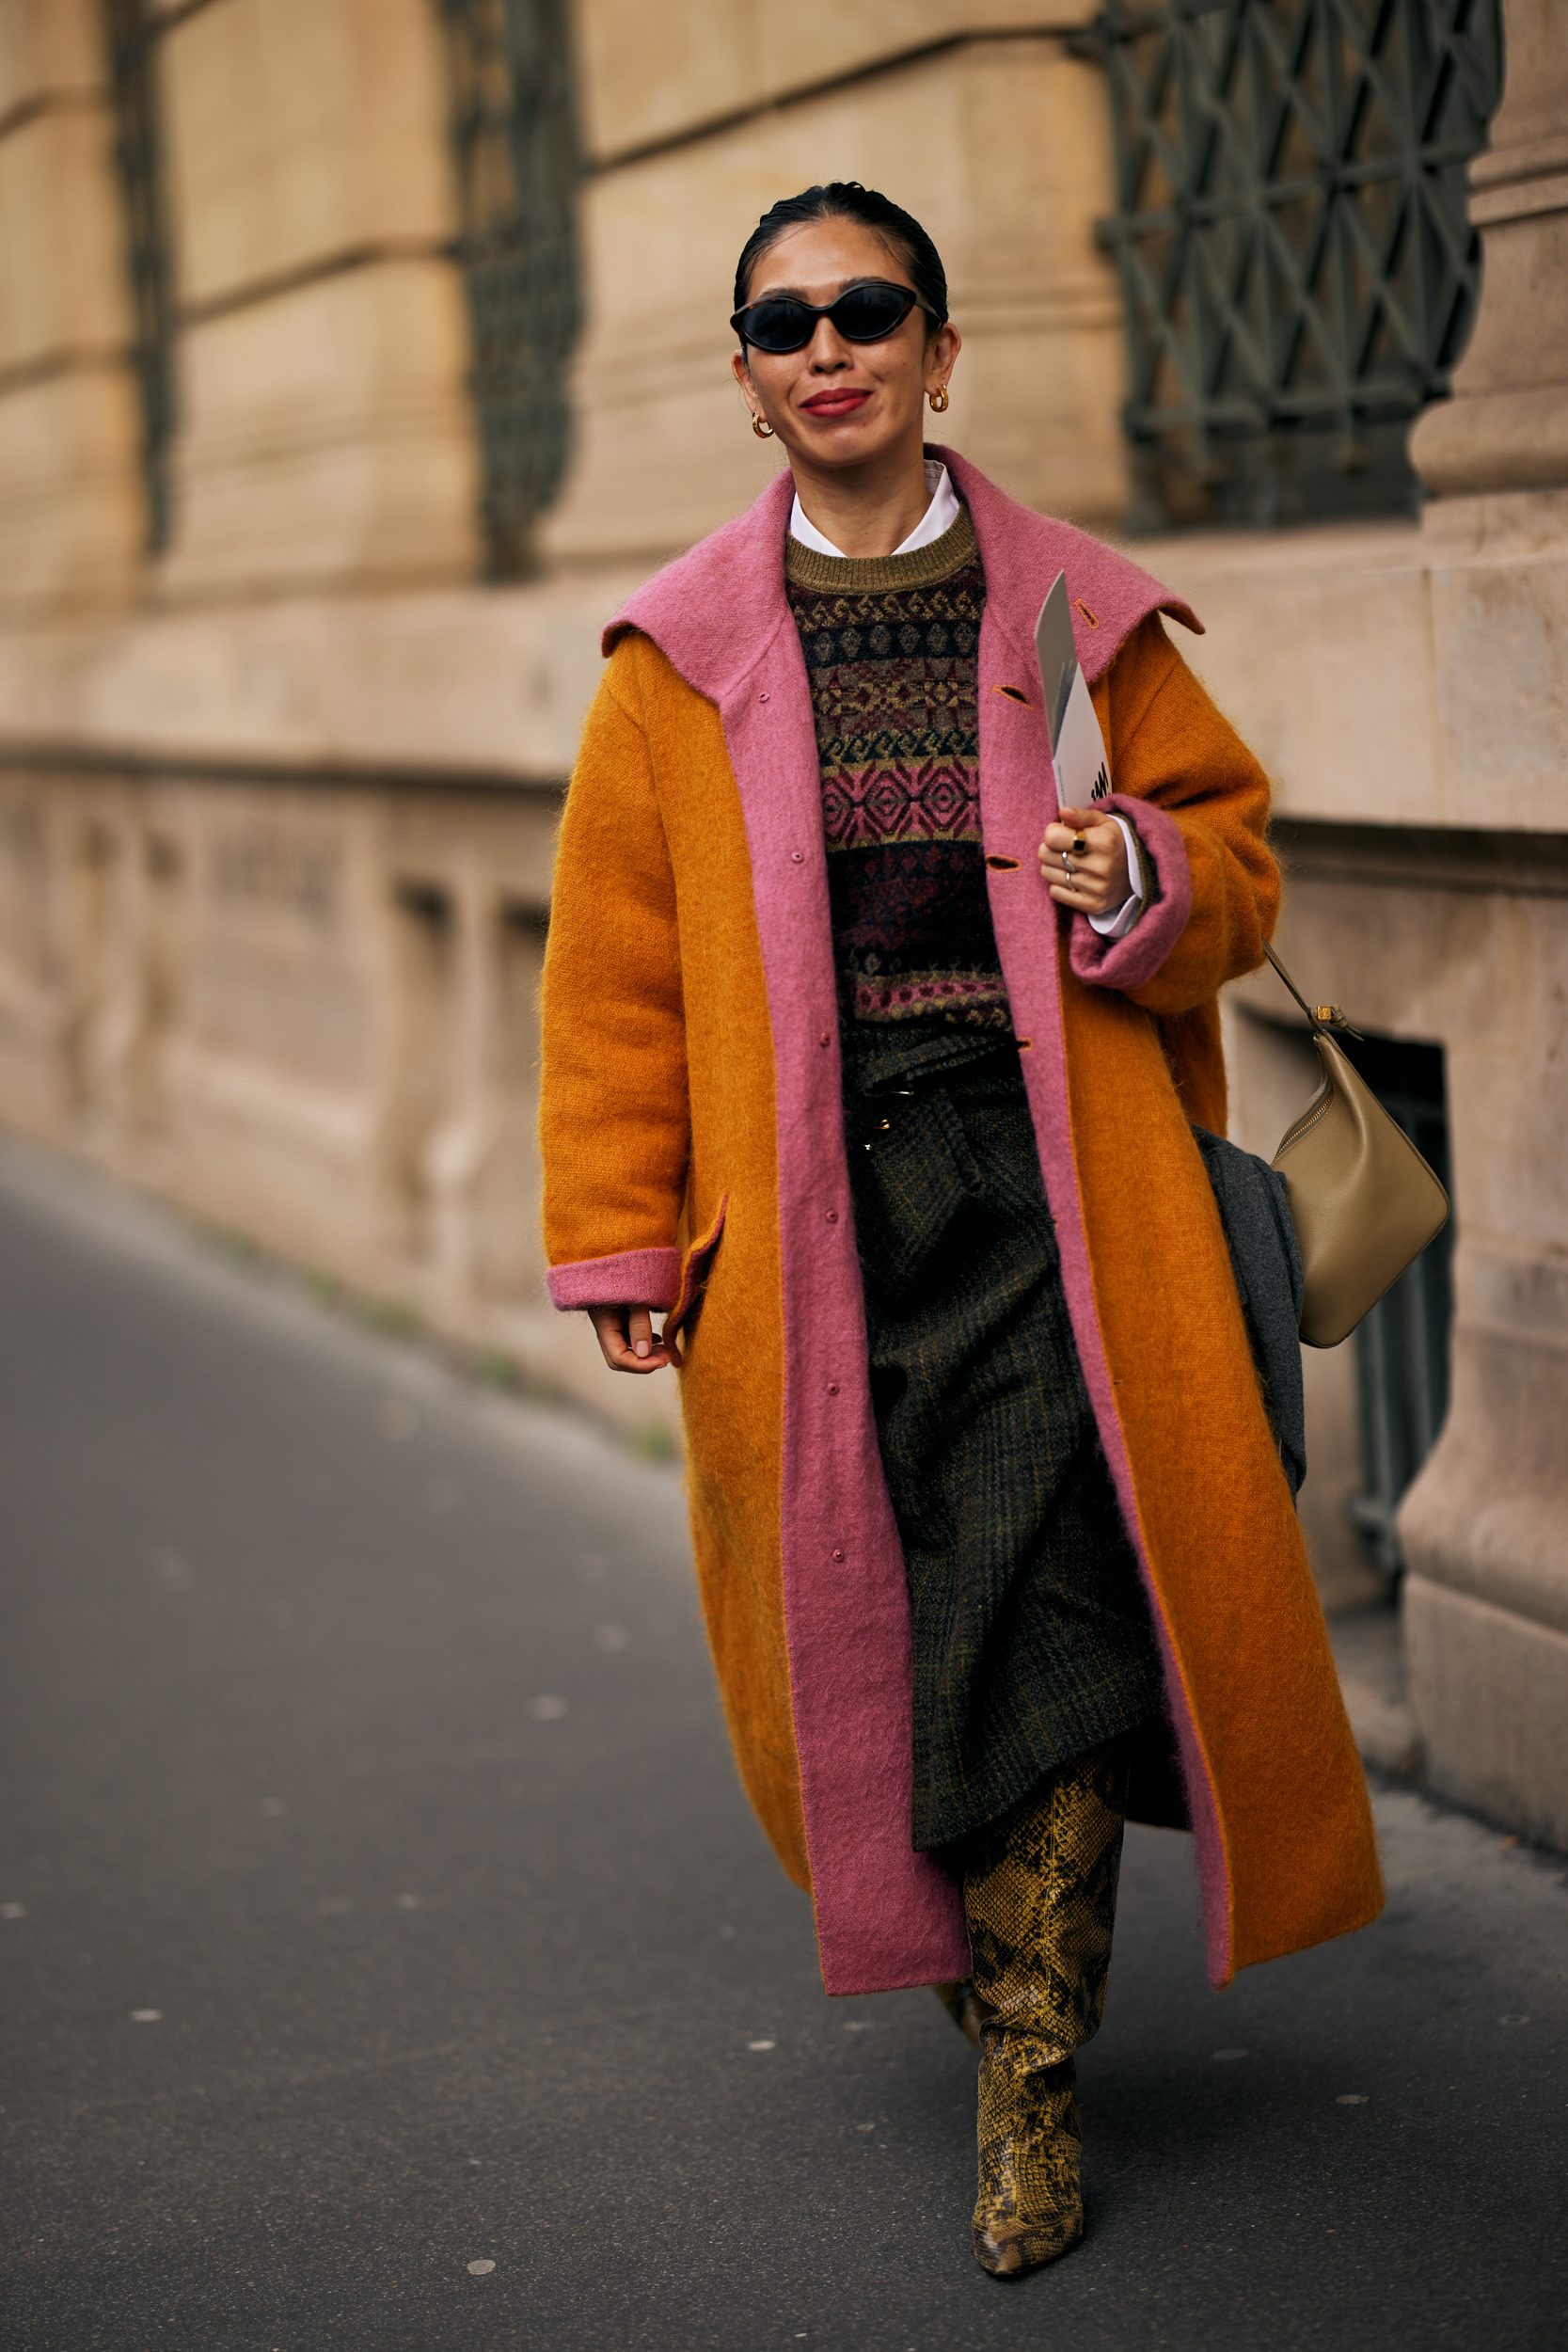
[785,506,1010,1037]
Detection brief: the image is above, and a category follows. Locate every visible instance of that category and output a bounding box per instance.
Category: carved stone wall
[1399,0,1568,1848]
[1148,0,1568,1840]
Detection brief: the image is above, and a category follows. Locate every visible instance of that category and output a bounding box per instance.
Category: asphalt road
[1,1138,1564,2352]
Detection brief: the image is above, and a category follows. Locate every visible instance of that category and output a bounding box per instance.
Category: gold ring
[1072,831,1087,855]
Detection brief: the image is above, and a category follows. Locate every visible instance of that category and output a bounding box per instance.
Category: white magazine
[1034,570,1111,813]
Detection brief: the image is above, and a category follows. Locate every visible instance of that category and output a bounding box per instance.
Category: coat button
[832,1549,845,1562]
[758,691,769,702]
[827,1382,839,1395]
[825,1210,839,1223]
[819,1032,831,1047]
[791,850,804,863]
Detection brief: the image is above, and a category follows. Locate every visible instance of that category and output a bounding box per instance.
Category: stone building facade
[0,0,1563,1845]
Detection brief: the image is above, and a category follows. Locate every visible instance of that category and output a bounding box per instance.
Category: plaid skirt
[844,1029,1164,1852]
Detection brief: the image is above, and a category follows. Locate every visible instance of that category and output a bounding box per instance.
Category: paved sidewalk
[1,1138,1564,2351]
[1331,1604,1424,1782]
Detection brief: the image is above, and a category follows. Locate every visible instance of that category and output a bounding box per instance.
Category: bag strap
[1262,941,1363,1041]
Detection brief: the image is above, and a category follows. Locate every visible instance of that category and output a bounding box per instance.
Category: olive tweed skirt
[844,1031,1164,1852]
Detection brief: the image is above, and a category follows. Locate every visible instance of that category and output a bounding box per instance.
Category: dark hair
[733,182,948,344]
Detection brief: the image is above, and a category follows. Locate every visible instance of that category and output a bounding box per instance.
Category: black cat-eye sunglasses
[731,280,938,354]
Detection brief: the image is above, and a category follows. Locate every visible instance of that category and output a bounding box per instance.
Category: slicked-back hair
[733,183,948,347]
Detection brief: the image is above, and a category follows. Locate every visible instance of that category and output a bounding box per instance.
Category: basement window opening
[1338,1026,1453,1575]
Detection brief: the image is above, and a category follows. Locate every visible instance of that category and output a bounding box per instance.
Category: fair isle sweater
[784,506,1010,1040]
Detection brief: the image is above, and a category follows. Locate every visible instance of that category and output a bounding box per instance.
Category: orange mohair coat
[540,448,1382,1996]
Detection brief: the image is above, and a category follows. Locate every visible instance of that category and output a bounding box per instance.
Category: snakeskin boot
[962,1741,1131,2277]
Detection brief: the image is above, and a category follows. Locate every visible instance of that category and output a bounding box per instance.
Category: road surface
[1,1137,1563,2350]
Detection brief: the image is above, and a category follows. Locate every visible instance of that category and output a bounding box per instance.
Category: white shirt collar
[788,459,961,560]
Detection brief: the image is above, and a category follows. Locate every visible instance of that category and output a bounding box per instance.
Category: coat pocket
[662,1196,728,1367]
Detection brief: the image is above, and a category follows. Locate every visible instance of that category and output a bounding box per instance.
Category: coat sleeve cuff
[1069,793,1193,991]
[546,1248,682,1312]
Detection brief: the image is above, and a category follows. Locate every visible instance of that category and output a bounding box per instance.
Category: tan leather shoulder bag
[1263,944,1450,1349]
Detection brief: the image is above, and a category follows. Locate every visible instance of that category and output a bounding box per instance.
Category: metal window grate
[102,0,177,555]
[436,0,582,578]
[1340,1031,1453,1574]
[1086,0,1504,530]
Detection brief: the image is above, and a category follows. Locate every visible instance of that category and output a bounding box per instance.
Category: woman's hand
[1040,805,1129,920]
[589,1305,672,1374]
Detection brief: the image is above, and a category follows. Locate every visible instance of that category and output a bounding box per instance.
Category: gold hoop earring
[928,385,950,414]
[752,413,774,439]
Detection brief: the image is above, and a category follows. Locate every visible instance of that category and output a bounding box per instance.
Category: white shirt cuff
[1088,815,1144,940]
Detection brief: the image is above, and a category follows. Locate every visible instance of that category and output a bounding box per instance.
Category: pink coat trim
[593,450,1221,1992]
[546,1248,681,1312]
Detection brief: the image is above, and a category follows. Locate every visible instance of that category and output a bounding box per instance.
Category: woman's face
[731,216,958,474]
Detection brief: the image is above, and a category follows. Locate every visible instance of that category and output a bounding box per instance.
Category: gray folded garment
[1190,1125,1307,1500]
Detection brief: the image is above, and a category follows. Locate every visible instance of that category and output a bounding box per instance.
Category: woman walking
[539,183,1380,2277]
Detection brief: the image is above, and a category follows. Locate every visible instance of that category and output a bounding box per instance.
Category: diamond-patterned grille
[1089,0,1504,527]
[436,0,581,577]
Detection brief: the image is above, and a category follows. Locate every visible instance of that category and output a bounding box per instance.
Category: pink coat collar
[604,444,1199,694]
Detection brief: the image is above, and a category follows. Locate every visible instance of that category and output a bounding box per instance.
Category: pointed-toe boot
[963,1740,1131,2278]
